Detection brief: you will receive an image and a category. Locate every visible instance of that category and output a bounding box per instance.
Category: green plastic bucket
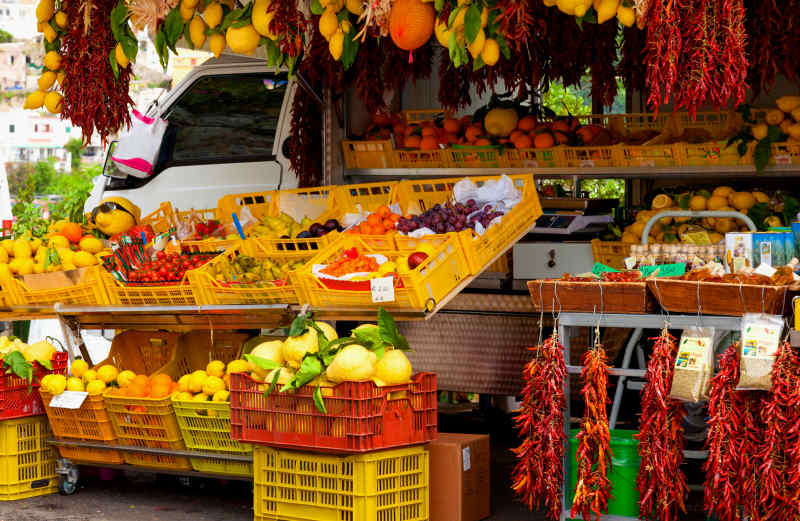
[566,428,640,518]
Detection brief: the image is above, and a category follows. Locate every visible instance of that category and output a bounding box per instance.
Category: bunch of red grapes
[396,200,504,234]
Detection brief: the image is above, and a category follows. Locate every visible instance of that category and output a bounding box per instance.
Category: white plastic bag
[111,109,167,178]
[453,174,521,208]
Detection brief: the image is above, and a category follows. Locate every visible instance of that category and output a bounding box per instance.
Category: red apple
[408,252,429,269]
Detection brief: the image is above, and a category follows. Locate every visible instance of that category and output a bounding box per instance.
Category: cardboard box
[427,433,491,521]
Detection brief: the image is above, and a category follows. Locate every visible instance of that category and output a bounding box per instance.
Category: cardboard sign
[370,276,395,303]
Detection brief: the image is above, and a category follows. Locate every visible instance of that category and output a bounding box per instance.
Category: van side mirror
[102,141,127,179]
[281,137,291,158]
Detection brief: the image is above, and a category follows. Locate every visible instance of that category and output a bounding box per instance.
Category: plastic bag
[452,174,521,209]
[737,313,784,390]
[111,109,168,178]
[670,327,716,402]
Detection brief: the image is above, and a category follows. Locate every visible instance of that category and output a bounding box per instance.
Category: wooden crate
[646,278,787,316]
[528,279,654,314]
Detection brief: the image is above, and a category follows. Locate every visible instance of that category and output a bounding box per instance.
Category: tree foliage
[64,138,84,171]
[0,29,12,43]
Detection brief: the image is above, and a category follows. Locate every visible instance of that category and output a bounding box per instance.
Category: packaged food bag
[111,109,168,178]
[736,313,784,390]
[670,327,716,402]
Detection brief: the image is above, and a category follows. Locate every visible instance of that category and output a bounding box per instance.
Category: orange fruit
[513,134,533,149]
[443,118,460,134]
[150,383,171,398]
[576,126,594,145]
[369,224,384,235]
[151,374,172,387]
[132,374,149,386]
[382,218,395,230]
[389,0,435,52]
[128,383,147,398]
[377,205,391,217]
[389,213,401,223]
[359,222,372,234]
[445,132,459,144]
[551,120,570,133]
[60,222,83,244]
[464,126,482,143]
[509,130,525,143]
[404,135,421,148]
[474,138,491,146]
[534,132,555,149]
[419,136,439,150]
[517,115,536,132]
[367,213,381,226]
[421,125,436,137]
[404,124,419,136]
[553,131,568,145]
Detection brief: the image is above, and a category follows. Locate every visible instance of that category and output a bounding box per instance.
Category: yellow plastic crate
[102,271,201,306]
[189,238,311,305]
[335,181,398,214]
[590,239,633,271]
[393,174,541,275]
[618,144,682,167]
[678,141,744,167]
[504,147,563,168]
[770,142,800,167]
[341,140,395,169]
[156,331,248,379]
[402,109,452,123]
[173,207,239,253]
[0,416,57,500]
[140,202,177,234]
[1,265,109,307]
[298,233,470,311]
[217,186,341,226]
[572,111,738,135]
[104,392,191,470]
[253,445,428,521]
[560,146,621,168]
[394,149,451,168]
[446,146,507,168]
[172,398,252,477]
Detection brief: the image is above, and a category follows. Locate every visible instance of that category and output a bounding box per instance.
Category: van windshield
[163,73,288,163]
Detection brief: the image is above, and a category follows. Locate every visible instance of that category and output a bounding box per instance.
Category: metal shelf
[47,438,252,462]
[347,164,800,180]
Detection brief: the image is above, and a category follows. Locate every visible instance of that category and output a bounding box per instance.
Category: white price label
[462,446,471,471]
[754,263,777,278]
[579,160,596,168]
[49,391,88,409]
[370,276,395,303]
[624,256,636,270]
[775,154,792,165]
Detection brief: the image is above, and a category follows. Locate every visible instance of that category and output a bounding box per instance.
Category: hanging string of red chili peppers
[737,391,764,521]
[743,0,798,98]
[704,343,746,521]
[635,328,687,521]
[571,339,612,521]
[642,0,747,116]
[60,0,133,144]
[756,339,800,519]
[511,331,567,521]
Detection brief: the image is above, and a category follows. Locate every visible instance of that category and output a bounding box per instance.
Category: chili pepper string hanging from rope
[704,343,746,521]
[737,391,765,521]
[757,340,800,520]
[570,341,612,521]
[635,328,687,521]
[511,332,567,520]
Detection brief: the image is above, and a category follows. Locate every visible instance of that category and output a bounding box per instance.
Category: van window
[163,73,288,164]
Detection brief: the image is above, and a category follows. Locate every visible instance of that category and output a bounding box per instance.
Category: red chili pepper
[344,247,358,259]
[511,332,567,520]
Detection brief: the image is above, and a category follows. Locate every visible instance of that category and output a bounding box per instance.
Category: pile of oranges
[107,372,178,399]
[347,205,402,235]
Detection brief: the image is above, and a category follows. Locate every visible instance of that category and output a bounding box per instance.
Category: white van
[89,53,302,216]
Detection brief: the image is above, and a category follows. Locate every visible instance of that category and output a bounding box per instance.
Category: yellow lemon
[192,393,210,402]
[175,391,194,401]
[70,358,89,378]
[226,359,249,375]
[79,236,103,254]
[17,258,34,275]
[1,240,14,257]
[730,192,756,211]
[180,2,195,21]
[226,24,260,54]
[202,375,225,395]
[42,23,57,43]
[467,28,485,58]
[206,360,225,378]
[209,32,226,58]
[0,249,8,264]
[30,238,42,253]
[688,195,707,211]
[43,51,62,70]
[73,250,98,267]
[45,89,63,113]
[178,374,191,392]
[616,5,634,26]
[81,369,98,384]
[328,29,344,60]
[57,71,65,86]
[49,238,69,252]
[66,377,84,392]
[340,19,352,33]
[24,91,46,109]
[189,371,207,393]
[251,0,277,38]
[36,0,54,22]
[57,248,73,264]
[753,191,770,204]
[189,16,207,48]
[13,239,31,259]
[115,43,129,68]
[86,380,106,396]
[483,107,518,137]
[712,186,734,199]
[650,194,673,210]
[97,365,118,384]
[319,8,338,40]
[480,38,500,66]
[49,374,67,395]
[204,2,223,27]
[434,19,452,48]
[707,195,728,211]
[345,0,363,15]
[38,71,57,90]
[117,370,136,388]
[375,350,413,385]
[212,389,230,402]
[54,10,67,27]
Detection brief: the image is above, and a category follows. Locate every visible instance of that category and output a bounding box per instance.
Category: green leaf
[309,323,330,354]
[281,354,322,392]
[244,354,281,371]
[434,0,443,11]
[447,5,463,28]
[155,28,169,70]
[37,358,52,371]
[353,327,381,350]
[472,54,484,71]
[184,21,194,49]
[677,194,690,210]
[164,8,185,52]
[782,195,799,228]
[448,30,459,66]
[754,138,772,173]
[110,2,128,41]
[265,38,281,67]
[109,50,119,78]
[464,4,481,43]
[121,34,138,62]
[221,5,246,30]
[289,314,311,337]
[767,125,784,142]
[377,308,410,351]
[336,9,350,21]
[341,29,358,70]
[310,0,324,14]
[287,55,299,77]
[264,367,281,397]
[231,18,251,28]
[747,202,770,230]
[697,189,711,199]
[2,351,33,394]
[737,140,748,157]
[495,34,510,60]
[313,384,327,414]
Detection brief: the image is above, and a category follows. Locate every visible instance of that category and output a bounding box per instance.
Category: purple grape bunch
[396,199,505,234]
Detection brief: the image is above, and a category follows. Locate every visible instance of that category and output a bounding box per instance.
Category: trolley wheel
[57,459,79,496]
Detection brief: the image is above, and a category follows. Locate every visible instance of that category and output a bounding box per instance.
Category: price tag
[462,446,471,471]
[579,160,596,168]
[624,257,636,270]
[49,391,88,409]
[775,154,792,166]
[591,262,619,276]
[370,276,395,303]
[640,263,686,278]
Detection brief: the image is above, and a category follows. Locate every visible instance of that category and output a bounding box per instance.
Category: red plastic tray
[229,372,437,453]
[0,351,68,420]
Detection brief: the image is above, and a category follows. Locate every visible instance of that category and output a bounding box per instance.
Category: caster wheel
[58,475,78,495]
[57,459,79,495]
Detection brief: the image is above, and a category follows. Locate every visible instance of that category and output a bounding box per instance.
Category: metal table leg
[609,328,643,430]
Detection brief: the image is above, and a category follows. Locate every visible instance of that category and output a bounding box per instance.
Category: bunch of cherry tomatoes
[123,252,215,283]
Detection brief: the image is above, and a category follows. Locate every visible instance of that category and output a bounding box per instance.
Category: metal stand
[557,312,743,521]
